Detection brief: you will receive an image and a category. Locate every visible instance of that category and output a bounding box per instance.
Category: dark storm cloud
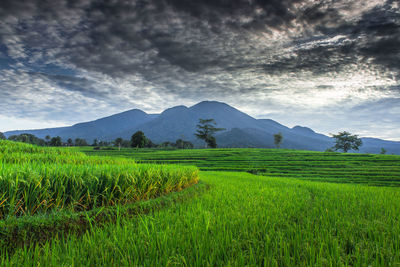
[261,41,357,75]
[165,0,299,29]
[27,71,108,98]
[1,0,398,80]
[312,3,400,74]
[0,0,399,139]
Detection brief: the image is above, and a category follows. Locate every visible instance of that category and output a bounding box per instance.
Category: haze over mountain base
[5,101,400,154]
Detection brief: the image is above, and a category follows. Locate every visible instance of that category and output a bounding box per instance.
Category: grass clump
[0,181,209,253]
[0,140,199,219]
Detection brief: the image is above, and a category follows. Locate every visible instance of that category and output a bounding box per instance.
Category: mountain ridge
[4,101,400,154]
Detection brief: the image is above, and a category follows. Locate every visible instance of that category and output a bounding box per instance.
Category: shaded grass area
[2,172,400,266]
[80,147,400,186]
[0,141,199,219]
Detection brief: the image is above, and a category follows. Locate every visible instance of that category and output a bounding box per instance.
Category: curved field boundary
[3,172,400,266]
[0,140,199,219]
[0,181,209,254]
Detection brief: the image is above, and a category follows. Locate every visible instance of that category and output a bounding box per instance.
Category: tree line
[1,120,385,153]
[0,118,222,149]
[0,131,194,150]
[0,133,91,147]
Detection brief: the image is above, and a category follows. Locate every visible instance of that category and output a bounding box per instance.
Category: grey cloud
[314,3,400,73]
[1,0,398,80]
[317,85,334,89]
[165,0,300,30]
[261,41,358,75]
[0,0,399,139]
[27,72,107,99]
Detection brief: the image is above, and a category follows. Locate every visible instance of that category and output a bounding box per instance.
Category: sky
[0,0,399,140]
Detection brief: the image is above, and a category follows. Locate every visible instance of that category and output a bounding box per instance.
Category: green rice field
[0,141,198,219]
[1,143,400,266]
[80,147,400,186]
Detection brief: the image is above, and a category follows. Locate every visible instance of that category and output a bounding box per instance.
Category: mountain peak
[190,100,229,109]
[292,126,315,134]
[161,105,188,115]
[4,101,400,154]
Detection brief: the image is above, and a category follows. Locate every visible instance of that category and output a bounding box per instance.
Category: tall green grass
[2,141,399,265]
[3,172,400,266]
[1,140,132,165]
[0,141,199,219]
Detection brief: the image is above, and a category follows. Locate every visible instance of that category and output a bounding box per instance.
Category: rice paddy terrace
[1,142,400,266]
[0,141,198,219]
[81,147,400,186]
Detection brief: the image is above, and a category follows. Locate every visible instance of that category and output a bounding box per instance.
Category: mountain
[257,119,290,132]
[56,109,158,141]
[5,109,157,142]
[4,101,400,154]
[218,127,333,151]
[4,127,69,140]
[358,138,400,154]
[108,101,269,143]
[292,125,316,136]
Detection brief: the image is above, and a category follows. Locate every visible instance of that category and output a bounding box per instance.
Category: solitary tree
[114,137,123,150]
[75,138,88,146]
[331,131,362,153]
[67,138,73,146]
[131,131,149,148]
[92,139,98,146]
[0,132,5,140]
[49,136,62,147]
[45,135,51,145]
[274,132,283,148]
[194,119,225,148]
[175,139,194,149]
[175,139,184,149]
[207,136,217,148]
[380,148,387,154]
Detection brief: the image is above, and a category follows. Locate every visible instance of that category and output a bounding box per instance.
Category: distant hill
[5,101,400,154]
[108,101,269,143]
[5,109,157,142]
